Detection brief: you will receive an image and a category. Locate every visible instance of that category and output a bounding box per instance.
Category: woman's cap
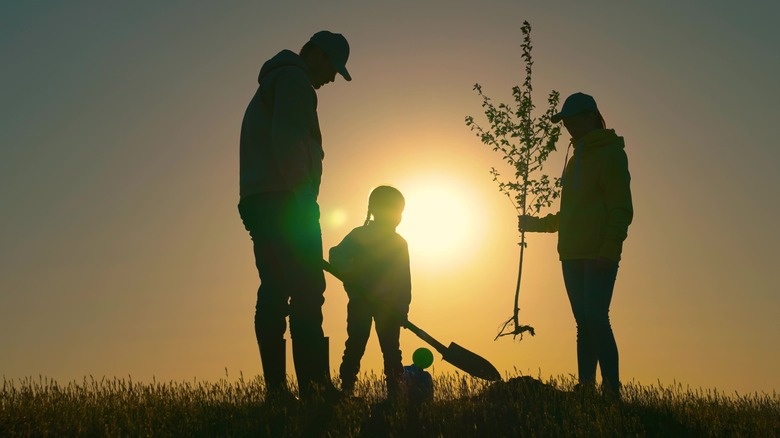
[551,92,599,123]
[309,30,352,81]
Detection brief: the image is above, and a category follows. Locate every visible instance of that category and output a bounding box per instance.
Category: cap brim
[336,64,351,81]
[550,112,564,123]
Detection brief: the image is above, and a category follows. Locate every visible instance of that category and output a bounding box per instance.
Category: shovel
[322,260,502,381]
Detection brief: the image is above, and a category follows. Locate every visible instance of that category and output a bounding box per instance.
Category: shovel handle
[323,260,502,381]
[322,260,447,355]
[401,320,448,355]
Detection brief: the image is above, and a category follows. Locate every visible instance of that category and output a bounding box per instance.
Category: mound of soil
[479,376,563,399]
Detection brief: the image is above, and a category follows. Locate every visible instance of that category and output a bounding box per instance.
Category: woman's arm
[599,149,633,261]
[519,212,559,233]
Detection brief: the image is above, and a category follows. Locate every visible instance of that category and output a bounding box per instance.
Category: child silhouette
[329,186,411,398]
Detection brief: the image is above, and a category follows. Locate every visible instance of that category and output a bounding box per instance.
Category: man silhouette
[238,31,351,401]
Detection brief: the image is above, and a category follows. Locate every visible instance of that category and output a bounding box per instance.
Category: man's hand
[393,306,410,326]
[292,185,320,221]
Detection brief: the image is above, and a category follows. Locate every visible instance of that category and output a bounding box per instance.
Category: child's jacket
[329,222,411,315]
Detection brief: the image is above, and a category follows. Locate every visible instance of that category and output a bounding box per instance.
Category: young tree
[465,21,561,340]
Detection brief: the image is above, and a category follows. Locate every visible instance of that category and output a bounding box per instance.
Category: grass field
[2,372,778,437]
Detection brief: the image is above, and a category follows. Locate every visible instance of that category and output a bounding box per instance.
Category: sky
[2,1,779,395]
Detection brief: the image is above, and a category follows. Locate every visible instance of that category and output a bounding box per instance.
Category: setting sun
[4,3,779,421]
[397,176,485,269]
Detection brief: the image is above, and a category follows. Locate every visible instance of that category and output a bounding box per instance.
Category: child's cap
[412,347,434,369]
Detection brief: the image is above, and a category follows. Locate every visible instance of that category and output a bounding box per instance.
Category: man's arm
[270,68,319,197]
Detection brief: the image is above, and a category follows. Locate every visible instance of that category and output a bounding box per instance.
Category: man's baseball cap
[309,30,352,81]
[551,92,599,123]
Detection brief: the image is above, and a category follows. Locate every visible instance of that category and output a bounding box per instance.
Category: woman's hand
[595,256,618,270]
[518,215,539,233]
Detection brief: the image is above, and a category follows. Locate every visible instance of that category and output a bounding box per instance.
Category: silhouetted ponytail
[364,185,405,226]
[363,210,371,226]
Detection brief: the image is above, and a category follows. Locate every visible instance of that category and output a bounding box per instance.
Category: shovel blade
[442,342,502,381]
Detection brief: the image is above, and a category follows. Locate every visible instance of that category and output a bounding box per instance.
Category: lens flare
[324,208,348,229]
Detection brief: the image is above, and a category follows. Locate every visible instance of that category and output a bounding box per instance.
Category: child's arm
[395,238,412,322]
[328,240,353,280]
[401,243,411,308]
[329,230,363,284]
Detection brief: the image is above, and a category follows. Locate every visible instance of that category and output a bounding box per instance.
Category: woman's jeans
[562,259,620,390]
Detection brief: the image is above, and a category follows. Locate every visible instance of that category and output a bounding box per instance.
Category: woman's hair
[595,110,606,129]
[364,185,405,226]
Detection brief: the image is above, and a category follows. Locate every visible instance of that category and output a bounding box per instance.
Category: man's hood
[575,129,625,151]
[258,49,309,84]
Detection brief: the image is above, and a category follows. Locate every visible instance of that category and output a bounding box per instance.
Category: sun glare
[397,178,484,270]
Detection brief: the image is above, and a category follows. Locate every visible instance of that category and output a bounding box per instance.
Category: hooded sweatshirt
[531,129,633,261]
[239,50,323,200]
